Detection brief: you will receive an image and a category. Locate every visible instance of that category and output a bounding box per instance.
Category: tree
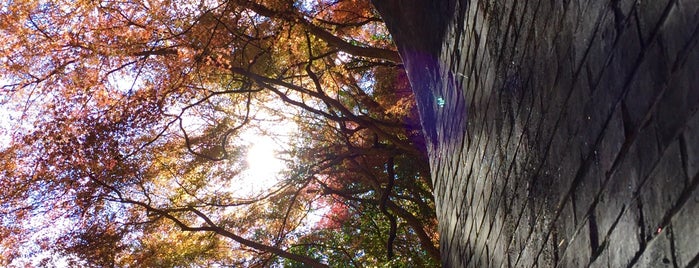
[0,0,438,266]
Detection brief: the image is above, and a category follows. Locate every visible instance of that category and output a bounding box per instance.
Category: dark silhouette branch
[237,0,401,63]
[379,157,397,260]
[109,196,329,268]
[312,173,440,261]
[132,48,179,57]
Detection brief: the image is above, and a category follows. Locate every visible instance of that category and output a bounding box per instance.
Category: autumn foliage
[0,0,438,266]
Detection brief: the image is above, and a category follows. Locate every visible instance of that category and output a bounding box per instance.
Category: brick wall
[378,0,699,266]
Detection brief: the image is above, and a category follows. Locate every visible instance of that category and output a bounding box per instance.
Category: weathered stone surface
[684,112,699,180]
[632,229,675,268]
[374,0,699,266]
[671,181,699,267]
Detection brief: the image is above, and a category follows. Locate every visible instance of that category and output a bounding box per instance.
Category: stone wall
[378,0,699,266]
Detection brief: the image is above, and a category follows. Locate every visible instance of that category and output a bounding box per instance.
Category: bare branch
[237,1,401,63]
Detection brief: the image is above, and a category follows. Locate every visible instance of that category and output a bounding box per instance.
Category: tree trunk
[375,0,699,267]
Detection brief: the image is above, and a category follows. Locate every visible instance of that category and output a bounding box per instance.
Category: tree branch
[379,157,397,260]
[118,199,330,268]
[237,0,401,63]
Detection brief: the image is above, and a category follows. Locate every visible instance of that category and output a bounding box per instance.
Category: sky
[0,79,18,150]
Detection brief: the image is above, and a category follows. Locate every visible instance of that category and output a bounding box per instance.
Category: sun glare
[230,135,286,196]
[245,137,284,181]
[233,110,297,196]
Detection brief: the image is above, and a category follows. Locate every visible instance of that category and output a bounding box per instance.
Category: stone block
[654,57,699,148]
[622,41,671,128]
[638,141,685,238]
[632,227,675,267]
[572,163,603,220]
[583,12,617,87]
[595,166,637,239]
[571,0,607,69]
[602,207,641,267]
[683,111,699,179]
[658,0,699,66]
[633,124,662,178]
[669,182,699,267]
[596,106,626,174]
[558,218,592,267]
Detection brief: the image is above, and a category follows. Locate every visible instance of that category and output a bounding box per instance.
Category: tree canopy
[0,0,438,267]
